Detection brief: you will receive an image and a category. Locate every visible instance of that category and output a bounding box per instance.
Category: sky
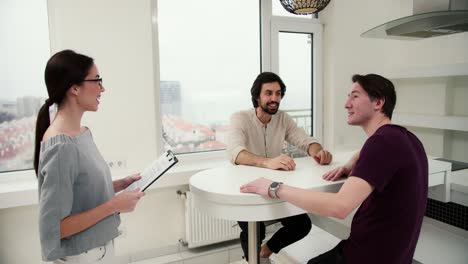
[1,0,50,101]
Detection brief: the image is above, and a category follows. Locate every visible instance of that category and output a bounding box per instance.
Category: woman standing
[34,50,145,263]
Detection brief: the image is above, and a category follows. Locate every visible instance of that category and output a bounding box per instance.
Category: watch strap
[269,182,283,199]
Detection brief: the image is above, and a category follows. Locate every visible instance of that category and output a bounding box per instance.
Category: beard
[260,102,279,115]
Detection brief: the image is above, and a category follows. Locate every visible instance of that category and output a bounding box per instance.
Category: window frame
[153,0,324,160]
[270,16,324,142]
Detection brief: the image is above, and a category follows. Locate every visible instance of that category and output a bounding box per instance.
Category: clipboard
[126,150,178,192]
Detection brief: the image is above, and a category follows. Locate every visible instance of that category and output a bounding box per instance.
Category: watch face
[269,182,282,199]
[271,182,280,188]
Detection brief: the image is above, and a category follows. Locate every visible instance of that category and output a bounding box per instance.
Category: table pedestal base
[248,221,260,264]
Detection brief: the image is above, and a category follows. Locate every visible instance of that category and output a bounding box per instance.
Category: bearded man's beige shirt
[227,109,318,164]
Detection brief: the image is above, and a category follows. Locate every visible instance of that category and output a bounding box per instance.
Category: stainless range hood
[362,0,468,40]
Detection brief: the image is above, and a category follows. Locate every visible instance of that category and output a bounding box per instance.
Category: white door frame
[269,16,324,142]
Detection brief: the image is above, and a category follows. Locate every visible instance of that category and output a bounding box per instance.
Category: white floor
[230,225,340,264]
[272,226,340,264]
[131,225,339,264]
[130,219,468,264]
[229,225,340,264]
[413,219,468,264]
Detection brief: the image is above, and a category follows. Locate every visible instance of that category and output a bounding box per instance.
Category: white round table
[189,151,353,263]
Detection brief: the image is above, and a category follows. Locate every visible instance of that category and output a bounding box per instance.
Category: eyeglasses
[83,78,103,87]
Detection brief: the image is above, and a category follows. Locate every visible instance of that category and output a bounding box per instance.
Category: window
[157,0,260,154]
[270,17,324,143]
[0,0,50,172]
[278,32,314,157]
[278,32,313,132]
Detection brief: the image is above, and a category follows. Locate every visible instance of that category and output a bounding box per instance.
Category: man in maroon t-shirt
[240,74,428,264]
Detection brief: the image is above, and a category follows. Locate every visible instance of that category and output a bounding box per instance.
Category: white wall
[114,186,186,259]
[0,204,43,262]
[320,0,468,161]
[48,0,160,170]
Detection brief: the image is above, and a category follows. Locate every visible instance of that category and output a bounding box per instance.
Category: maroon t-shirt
[343,124,428,264]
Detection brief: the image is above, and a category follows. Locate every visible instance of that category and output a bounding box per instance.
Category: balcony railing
[283,109,312,158]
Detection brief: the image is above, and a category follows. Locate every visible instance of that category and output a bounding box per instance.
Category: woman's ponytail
[34,100,52,175]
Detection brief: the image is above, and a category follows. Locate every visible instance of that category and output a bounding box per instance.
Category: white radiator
[184,191,241,248]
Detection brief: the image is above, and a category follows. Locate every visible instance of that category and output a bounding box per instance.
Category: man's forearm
[276,185,348,219]
[307,143,323,156]
[276,176,372,220]
[235,150,267,168]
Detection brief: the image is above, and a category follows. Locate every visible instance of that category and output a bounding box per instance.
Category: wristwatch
[268,182,283,199]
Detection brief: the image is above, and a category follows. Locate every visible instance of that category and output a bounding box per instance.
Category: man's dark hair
[352,74,397,119]
[250,72,286,108]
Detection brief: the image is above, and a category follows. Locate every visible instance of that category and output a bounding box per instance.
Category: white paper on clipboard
[126,150,178,192]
